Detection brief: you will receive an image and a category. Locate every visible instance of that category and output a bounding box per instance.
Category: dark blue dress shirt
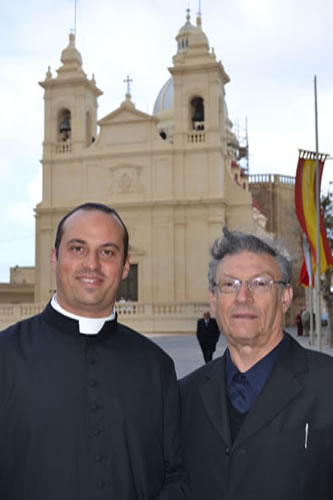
[226,334,288,413]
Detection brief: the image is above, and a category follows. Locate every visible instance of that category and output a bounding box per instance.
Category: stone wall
[249,174,305,325]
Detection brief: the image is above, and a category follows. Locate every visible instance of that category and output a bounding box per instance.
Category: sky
[0,0,332,282]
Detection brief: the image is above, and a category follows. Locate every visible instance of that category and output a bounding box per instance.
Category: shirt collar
[51,295,116,335]
[225,334,288,402]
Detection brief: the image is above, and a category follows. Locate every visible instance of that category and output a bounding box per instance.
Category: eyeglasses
[213,276,287,295]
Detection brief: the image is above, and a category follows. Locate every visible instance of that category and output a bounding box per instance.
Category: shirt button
[91,403,100,411]
[95,454,103,463]
[92,427,102,436]
[225,447,231,456]
[90,358,96,365]
[90,379,98,388]
[97,480,107,488]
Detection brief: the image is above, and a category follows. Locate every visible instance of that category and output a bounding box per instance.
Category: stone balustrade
[0,303,44,321]
[55,142,72,154]
[0,301,210,334]
[248,173,295,185]
[187,131,205,144]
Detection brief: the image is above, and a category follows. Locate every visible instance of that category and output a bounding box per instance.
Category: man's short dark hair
[54,202,129,263]
[208,227,292,290]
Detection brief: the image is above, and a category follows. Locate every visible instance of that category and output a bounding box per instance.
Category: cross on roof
[123,75,133,95]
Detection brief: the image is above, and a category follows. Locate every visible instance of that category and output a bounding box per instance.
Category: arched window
[191,97,205,130]
[58,109,71,142]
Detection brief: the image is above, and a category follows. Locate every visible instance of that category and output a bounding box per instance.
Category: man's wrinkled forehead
[217,250,280,276]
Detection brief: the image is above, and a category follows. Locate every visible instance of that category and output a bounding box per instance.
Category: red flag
[300,233,313,286]
[295,150,333,286]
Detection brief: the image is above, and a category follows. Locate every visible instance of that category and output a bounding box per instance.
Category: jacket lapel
[234,335,309,447]
[199,355,232,447]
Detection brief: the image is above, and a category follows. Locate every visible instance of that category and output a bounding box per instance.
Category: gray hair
[208,227,292,291]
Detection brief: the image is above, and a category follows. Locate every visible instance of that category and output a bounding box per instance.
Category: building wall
[10,266,35,285]
[0,267,35,304]
[249,174,305,325]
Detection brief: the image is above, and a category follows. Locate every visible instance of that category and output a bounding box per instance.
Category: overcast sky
[0,0,332,282]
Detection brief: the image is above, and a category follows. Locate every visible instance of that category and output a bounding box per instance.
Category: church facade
[0,12,302,332]
[32,12,264,333]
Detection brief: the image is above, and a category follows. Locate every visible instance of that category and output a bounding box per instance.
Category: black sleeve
[155,360,191,499]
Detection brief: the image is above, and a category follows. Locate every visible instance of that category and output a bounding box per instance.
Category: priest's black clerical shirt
[0,303,189,500]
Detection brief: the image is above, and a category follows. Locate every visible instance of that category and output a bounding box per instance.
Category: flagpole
[314,75,322,350]
[74,0,77,36]
[309,287,314,345]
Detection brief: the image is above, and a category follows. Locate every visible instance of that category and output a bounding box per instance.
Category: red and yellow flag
[295,150,333,286]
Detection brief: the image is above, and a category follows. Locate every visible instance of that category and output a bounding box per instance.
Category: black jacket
[180,334,333,500]
[196,318,220,351]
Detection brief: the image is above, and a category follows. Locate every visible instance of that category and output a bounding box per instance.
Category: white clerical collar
[51,295,116,335]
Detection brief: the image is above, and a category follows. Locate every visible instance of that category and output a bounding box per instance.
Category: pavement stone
[149,326,333,379]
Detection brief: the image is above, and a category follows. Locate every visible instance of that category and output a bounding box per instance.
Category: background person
[196,311,220,363]
[296,308,304,336]
[180,227,333,500]
[0,202,189,500]
[302,308,311,336]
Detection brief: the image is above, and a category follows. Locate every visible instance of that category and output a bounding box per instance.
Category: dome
[153,77,174,116]
[177,10,196,37]
[176,10,196,53]
[60,33,82,67]
[57,33,85,78]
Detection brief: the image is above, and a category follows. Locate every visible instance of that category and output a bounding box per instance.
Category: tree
[321,189,333,345]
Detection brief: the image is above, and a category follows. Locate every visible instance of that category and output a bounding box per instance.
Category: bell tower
[39,33,103,160]
[35,33,103,302]
[170,11,230,147]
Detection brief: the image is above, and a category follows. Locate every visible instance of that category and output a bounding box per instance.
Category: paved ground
[149,326,333,379]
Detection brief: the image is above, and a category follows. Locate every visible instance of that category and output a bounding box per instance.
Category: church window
[191,97,205,130]
[58,109,71,142]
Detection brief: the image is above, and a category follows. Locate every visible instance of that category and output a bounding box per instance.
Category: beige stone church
[0,11,303,332]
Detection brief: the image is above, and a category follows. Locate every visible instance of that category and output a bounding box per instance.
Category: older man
[180,227,333,500]
[0,202,189,500]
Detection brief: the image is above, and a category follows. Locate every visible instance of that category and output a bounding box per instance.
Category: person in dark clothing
[180,227,333,500]
[196,311,220,362]
[302,308,311,336]
[0,202,189,500]
[296,308,304,336]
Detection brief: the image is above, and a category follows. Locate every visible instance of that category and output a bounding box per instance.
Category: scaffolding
[229,117,249,175]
